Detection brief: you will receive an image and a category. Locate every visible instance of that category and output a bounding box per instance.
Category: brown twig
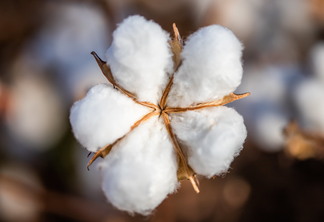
[161,112,200,193]
[165,92,250,113]
[159,24,183,110]
[159,75,174,109]
[87,111,159,169]
[284,121,324,160]
[91,51,158,110]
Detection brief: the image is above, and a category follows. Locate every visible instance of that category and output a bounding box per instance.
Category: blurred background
[0,0,324,221]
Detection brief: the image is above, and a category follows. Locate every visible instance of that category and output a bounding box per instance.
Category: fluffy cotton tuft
[106,15,173,104]
[70,84,149,152]
[171,106,246,177]
[100,117,178,215]
[168,25,243,107]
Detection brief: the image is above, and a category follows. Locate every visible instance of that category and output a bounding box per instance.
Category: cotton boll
[31,2,109,97]
[277,0,313,36]
[70,84,149,152]
[311,43,324,83]
[171,106,246,178]
[237,65,286,104]
[106,15,173,104]
[100,116,178,215]
[294,79,324,133]
[208,0,264,41]
[6,75,66,150]
[168,25,243,107]
[253,111,288,152]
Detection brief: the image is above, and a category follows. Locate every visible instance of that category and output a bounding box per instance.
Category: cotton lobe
[70,15,248,215]
[70,84,149,152]
[171,106,246,177]
[100,117,178,215]
[106,15,173,103]
[168,25,243,107]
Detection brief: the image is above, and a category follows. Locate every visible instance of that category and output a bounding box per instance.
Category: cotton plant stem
[91,51,158,110]
[165,92,250,113]
[87,111,159,169]
[159,75,174,109]
[161,112,200,193]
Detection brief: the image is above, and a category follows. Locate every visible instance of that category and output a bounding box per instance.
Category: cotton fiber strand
[106,15,173,103]
[100,117,178,215]
[171,106,246,177]
[168,25,243,107]
[70,84,149,152]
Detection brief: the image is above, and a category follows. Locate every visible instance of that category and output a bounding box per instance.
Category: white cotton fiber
[70,84,149,152]
[106,15,173,104]
[171,106,246,177]
[168,25,243,107]
[294,79,324,133]
[100,117,178,215]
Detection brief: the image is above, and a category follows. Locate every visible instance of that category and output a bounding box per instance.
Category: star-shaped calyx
[85,22,249,193]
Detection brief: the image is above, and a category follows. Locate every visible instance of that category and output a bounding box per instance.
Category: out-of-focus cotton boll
[100,117,178,215]
[0,164,43,222]
[310,43,324,83]
[168,25,243,107]
[189,0,214,21]
[106,15,173,103]
[32,2,109,97]
[253,111,288,152]
[294,79,324,133]
[6,75,66,150]
[234,64,302,152]
[277,0,313,36]
[238,66,286,105]
[207,0,264,41]
[171,106,246,178]
[70,84,149,152]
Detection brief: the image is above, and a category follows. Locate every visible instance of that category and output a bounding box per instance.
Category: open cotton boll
[168,25,243,107]
[70,84,149,152]
[294,79,324,133]
[106,15,173,104]
[100,117,178,215]
[171,106,246,177]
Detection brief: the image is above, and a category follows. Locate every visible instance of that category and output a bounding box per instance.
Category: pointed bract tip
[91,51,106,64]
[189,175,200,193]
[172,23,181,41]
[87,152,92,158]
